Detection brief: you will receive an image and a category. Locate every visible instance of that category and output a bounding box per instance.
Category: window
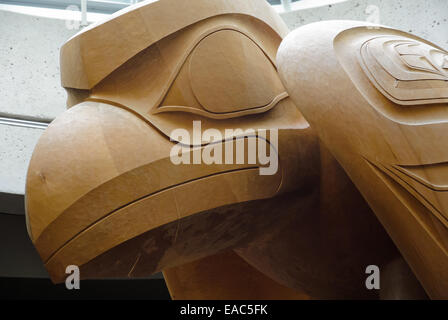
[1,0,303,14]
[267,0,302,5]
[1,0,129,14]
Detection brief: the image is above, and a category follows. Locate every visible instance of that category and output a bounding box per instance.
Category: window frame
[0,0,129,14]
[0,0,301,14]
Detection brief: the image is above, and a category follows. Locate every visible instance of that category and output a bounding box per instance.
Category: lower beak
[25,101,284,282]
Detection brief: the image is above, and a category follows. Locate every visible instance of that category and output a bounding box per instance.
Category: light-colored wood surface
[277,20,448,299]
[24,0,438,299]
[27,0,321,289]
[60,0,288,89]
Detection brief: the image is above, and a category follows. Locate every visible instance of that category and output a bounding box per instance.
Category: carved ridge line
[364,158,448,256]
[154,92,289,119]
[383,165,448,227]
[150,25,279,115]
[41,165,278,264]
[393,163,448,192]
[365,159,448,228]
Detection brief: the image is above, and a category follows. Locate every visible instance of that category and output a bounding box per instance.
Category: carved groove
[359,36,448,105]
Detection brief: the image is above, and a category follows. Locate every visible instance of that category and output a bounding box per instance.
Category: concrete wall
[0,8,78,195]
[0,0,447,196]
[0,10,76,121]
[282,0,448,50]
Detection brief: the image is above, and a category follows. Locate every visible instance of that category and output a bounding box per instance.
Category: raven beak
[25,100,315,283]
[24,0,320,284]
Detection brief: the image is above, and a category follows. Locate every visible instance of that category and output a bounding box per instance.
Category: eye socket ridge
[155,28,288,119]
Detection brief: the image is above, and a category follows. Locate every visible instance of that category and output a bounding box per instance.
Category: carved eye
[156,30,288,119]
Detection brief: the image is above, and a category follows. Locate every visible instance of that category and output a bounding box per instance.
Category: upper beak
[25,100,284,282]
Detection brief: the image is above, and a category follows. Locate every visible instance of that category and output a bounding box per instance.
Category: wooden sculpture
[24,0,445,299]
[277,20,448,298]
